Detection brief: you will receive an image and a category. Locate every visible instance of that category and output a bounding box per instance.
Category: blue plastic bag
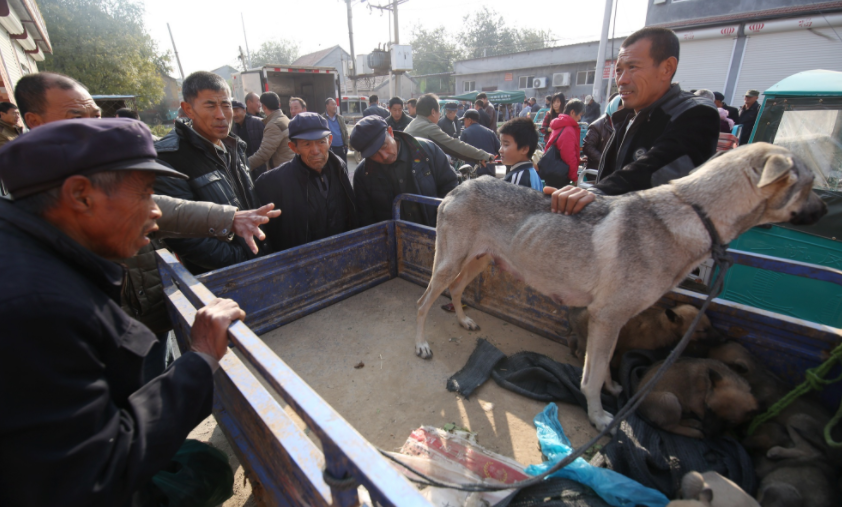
[525,403,670,507]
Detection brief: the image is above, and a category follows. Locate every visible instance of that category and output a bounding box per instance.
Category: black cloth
[460,122,501,156]
[448,339,756,499]
[363,104,390,119]
[384,140,423,223]
[330,145,348,163]
[531,103,541,113]
[353,131,457,227]
[437,115,462,138]
[594,84,720,196]
[154,121,262,274]
[476,107,493,129]
[0,199,215,507]
[233,113,265,158]
[583,101,601,124]
[254,152,358,252]
[498,477,612,507]
[305,161,349,242]
[582,115,614,169]
[723,104,739,123]
[386,112,413,132]
[736,101,760,145]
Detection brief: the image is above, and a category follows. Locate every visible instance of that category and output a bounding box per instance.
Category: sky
[141,0,649,78]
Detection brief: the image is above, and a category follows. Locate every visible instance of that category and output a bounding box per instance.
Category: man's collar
[190,125,225,149]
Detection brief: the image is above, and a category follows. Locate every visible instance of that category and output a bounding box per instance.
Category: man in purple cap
[254,112,358,252]
[0,119,242,506]
[350,114,457,227]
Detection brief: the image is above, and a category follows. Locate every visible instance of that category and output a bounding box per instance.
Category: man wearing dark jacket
[0,119,243,507]
[254,112,358,252]
[232,99,264,157]
[386,96,412,131]
[363,94,390,119]
[713,91,739,123]
[460,109,500,158]
[437,102,462,138]
[736,89,761,145]
[351,115,457,227]
[550,27,720,214]
[154,71,264,274]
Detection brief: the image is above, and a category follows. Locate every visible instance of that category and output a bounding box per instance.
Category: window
[577,70,595,86]
[768,108,842,191]
[463,81,476,92]
[518,76,535,89]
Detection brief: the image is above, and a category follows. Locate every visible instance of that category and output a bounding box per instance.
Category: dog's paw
[590,411,615,434]
[604,381,623,397]
[415,342,433,359]
[459,316,480,331]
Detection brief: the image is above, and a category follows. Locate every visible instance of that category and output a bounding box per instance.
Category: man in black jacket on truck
[548,27,720,214]
[154,71,265,274]
[0,119,243,507]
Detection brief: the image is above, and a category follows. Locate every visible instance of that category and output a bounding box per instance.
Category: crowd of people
[0,24,768,506]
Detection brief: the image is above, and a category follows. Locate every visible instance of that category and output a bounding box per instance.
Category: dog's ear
[698,486,713,505]
[708,368,724,385]
[665,308,681,324]
[758,154,794,188]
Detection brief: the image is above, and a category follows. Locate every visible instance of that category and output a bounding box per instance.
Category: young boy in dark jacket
[499,117,542,191]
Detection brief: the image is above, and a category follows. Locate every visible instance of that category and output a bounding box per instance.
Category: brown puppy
[636,358,758,438]
[568,304,721,365]
[707,341,835,459]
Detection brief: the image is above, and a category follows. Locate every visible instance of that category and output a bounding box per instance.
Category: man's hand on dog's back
[545,186,596,215]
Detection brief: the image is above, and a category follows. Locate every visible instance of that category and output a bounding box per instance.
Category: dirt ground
[190,277,600,506]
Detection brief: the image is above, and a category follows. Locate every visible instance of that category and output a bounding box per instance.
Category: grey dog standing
[415,143,827,431]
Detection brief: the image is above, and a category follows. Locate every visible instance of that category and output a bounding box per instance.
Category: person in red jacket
[546,98,585,183]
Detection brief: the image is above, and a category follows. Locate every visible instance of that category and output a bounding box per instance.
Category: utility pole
[345,0,357,94]
[393,0,400,98]
[167,23,185,80]
[241,13,252,69]
[238,46,249,72]
[591,0,614,106]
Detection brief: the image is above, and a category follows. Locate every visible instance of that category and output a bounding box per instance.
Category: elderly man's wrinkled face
[26,85,101,128]
[744,95,758,107]
[232,107,246,124]
[48,171,162,259]
[368,127,399,165]
[246,96,262,115]
[184,89,232,142]
[289,135,332,172]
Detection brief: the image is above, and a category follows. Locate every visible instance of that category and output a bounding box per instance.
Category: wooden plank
[156,250,432,507]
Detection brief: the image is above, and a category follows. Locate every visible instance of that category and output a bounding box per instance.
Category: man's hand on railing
[191,298,246,361]
[232,203,281,254]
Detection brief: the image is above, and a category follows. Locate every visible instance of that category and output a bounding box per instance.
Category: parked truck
[232,65,340,119]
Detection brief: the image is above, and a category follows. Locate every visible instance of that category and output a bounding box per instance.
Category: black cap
[713,92,725,101]
[0,118,186,199]
[349,115,388,158]
[232,100,246,109]
[288,112,332,140]
[444,102,457,110]
[462,109,481,122]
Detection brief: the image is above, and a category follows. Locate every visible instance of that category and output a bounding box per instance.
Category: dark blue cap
[0,118,186,199]
[349,115,388,158]
[232,100,246,109]
[288,112,331,140]
[444,102,457,110]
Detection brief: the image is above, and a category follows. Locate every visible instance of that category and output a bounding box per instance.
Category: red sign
[504,73,513,81]
[603,60,615,80]
[748,23,765,32]
[721,27,735,35]
[682,32,695,40]
[798,18,813,28]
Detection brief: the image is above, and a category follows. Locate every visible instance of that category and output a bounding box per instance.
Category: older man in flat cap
[254,112,358,252]
[0,119,242,507]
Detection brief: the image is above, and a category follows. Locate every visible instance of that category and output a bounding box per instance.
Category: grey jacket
[404,116,491,163]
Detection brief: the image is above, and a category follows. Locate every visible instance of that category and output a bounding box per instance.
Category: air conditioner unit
[533,77,548,88]
[552,72,571,87]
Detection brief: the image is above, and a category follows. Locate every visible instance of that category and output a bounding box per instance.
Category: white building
[0,0,51,102]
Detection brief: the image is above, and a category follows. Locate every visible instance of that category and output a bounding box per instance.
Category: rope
[377,203,734,494]
[747,341,842,442]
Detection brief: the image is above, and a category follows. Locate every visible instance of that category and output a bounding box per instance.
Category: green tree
[250,39,300,67]
[410,26,461,75]
[516,28,553,52]
[457,8,553,58]
[39,0,171,110]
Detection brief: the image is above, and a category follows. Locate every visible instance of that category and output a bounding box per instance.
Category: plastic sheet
[525,404,670,507]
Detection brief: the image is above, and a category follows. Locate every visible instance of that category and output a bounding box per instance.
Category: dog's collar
[689,203,733,275]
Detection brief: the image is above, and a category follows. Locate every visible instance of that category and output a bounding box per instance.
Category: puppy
[707,342,836,459]
[636,358,758,438]
[416,143,826,431]
[678,471,759,507]
[568,304,721,365]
